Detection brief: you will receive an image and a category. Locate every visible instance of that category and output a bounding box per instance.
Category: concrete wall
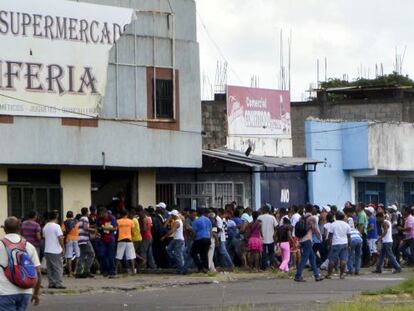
[305,120,353,207]
[202,100,227,150]
[369,122,414,171]
[292,98,414,157]
[61,169,91,215]
[0,168,7,236]
[306,119,414,206]
[0,0,202,168]
[138,169,156,207]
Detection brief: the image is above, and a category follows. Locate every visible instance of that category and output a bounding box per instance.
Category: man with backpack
[0,216,41,310]
[294,204,323,282]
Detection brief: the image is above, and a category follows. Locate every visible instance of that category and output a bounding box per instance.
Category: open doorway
[91,170,136,210]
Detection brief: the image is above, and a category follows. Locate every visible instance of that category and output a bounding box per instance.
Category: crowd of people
[1,199,414,309]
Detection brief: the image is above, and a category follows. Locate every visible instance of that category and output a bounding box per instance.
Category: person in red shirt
[96,208,117,278]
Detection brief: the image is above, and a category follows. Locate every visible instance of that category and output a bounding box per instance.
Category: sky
[195,0,412,101]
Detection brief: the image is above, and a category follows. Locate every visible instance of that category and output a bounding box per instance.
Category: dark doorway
[91,170,136,209]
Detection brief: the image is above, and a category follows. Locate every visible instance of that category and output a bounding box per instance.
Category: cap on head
[321,205,331,213]
[169,209,179,217]
[156,202,167,209]
[365,207,375,215]
[387,204,397,212]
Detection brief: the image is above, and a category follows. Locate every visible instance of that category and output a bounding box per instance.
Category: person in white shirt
[0,217,41,310]
[258,205,278,270]
[43,211,65,289]
[164,210,187,275]
[373,212,401,274]
[216,210,234,269]
[326,212,351,280]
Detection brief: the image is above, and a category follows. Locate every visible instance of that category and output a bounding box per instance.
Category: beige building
[0,0,201,224]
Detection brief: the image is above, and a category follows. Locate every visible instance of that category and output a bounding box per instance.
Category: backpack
[295,215,310,239]
[0,238,38,289]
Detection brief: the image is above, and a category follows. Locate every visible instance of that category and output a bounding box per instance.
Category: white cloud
[196,0,414,100]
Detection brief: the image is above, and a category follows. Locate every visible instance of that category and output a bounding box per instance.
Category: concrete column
[138,169,156,207]
[253,167,261,211]
[61,169,91,216]
[0,168,7,236]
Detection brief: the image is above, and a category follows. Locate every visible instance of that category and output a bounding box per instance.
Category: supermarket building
[0,0,201,222]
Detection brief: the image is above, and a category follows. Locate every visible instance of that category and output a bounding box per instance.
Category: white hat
[387,204,398,212]
[156,202,167,209]
[321,206,331,213]
[169,210,179,217]
[365,207,375,214]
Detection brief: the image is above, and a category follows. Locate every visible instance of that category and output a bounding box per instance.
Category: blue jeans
[184,239,195,269]
[295,240,320,279]
[167,239,187,273]
[218,241,234,268]
[376,242,401,272]
[347,240,362,273]
[261,243,276,270]
[97,240,116,276]
[400,239,414,264]
[0,294,31,311]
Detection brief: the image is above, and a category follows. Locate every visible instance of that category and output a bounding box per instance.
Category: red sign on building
[226,85,291,137]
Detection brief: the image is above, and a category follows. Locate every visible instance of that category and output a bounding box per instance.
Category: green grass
[362,277,414,296]
[328,278,414,311]
[327,301,414,311]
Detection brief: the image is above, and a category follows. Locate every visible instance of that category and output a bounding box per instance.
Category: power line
[0,92,202,135]
[0,91,385,138]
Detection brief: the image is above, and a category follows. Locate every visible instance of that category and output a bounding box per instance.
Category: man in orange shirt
[116,209,136,275]
[62,211,79,277]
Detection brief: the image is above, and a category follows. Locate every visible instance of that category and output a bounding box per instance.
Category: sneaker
[315,276,324,282]
[324,275,332,279]
[372,270,382,274]
[392,269,402,274]
[294,277,306,282]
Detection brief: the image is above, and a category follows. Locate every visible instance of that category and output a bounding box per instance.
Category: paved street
[30,271,411,311]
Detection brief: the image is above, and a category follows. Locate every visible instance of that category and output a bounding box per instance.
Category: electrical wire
[0,91,386,139]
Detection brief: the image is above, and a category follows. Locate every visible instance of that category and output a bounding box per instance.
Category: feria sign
[0,0,135,118]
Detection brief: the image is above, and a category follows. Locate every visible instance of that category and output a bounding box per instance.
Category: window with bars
[154,79,174,119]
[403,182,414,206]
[157,182,245,210]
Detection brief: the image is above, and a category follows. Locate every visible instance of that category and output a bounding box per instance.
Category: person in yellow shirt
[129,208,146,271]
[62,211,79,277]
[116,209,136,275]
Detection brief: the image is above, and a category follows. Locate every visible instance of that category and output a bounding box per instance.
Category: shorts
[248,237,263,252]
[65,240,80,259]
[368,239,378,254]
[116,242,136,260]
[329,244,348,263]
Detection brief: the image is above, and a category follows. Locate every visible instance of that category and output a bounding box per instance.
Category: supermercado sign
[0,0,135,118]
[227,85,291,136]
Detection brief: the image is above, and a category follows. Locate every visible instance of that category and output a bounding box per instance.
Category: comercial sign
[0,0,135,118]
[227,85,291,137]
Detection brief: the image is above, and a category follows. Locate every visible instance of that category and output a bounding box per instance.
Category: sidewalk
[43,268,411,296]
[43,270,281,295]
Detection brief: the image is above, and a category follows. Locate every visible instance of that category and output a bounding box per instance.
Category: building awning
[203,149,321,170]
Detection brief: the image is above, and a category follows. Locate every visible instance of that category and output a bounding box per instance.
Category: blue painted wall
[342,122,370,170]
[305,120,369,208]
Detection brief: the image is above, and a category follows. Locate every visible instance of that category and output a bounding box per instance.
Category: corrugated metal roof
[203,149,321,169]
